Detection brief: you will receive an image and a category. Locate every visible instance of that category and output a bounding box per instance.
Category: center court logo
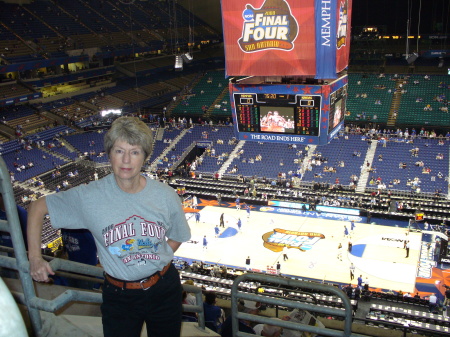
[238,0,299,53]
[262,228,325,252]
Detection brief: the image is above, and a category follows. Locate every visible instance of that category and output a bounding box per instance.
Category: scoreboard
[235,93,321,136]
[230,75,348,145]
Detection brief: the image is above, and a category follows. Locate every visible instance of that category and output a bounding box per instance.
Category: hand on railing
[29,256,55,282]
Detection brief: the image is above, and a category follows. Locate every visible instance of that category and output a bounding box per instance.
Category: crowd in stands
[177,259,448,336]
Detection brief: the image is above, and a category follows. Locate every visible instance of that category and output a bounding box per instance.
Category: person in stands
[27,117,191,337]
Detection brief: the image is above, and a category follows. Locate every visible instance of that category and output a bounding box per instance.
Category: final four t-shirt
[47,174,191,280]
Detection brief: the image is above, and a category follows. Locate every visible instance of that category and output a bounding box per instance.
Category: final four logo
[262,228,325,252]
[238,0,299,53]
[336,0,348,49]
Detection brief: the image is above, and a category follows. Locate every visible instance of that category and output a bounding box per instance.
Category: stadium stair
[219,140,245,176]
[386,80,403,127]
[155,127,165,141]
[3,278,218,337]
[167,75,203,116]
[205,87,229,118]
[0,123,14,139]
[356,141,378,193]
[148,128,189,172]
[300,145,316,179]
[60,138,80,153]
[41,314,219,337]
[40,147,70,163]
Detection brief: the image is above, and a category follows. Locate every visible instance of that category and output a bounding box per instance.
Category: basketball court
[176,203,422,293]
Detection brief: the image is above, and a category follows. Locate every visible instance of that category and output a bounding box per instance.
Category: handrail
[352,316,449,337]
[182,284,206,330]
[231,273,366,337]
[256,285,318,304]
[0,156,43,335]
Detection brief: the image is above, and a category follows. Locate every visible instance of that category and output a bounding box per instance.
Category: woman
[27,116,191,337]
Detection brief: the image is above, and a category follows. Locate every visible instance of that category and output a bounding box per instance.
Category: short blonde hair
[104,117,153,159]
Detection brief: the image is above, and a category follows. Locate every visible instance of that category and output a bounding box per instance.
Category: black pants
[101,264,182,337]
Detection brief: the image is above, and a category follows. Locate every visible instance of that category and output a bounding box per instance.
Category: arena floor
[176,202,422,294]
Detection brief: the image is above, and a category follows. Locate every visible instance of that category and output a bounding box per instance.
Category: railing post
[0,157,44,335]
[230,273,365,337]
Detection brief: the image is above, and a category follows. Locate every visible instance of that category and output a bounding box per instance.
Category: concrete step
[44,314,218,337]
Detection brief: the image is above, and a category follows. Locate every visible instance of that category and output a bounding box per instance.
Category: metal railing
[231,273,367,337]
[0,156,43,335]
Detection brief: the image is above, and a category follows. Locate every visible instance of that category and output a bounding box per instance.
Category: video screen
[259,106,295,134]
[329,86,347,132]
[331,98,343,129]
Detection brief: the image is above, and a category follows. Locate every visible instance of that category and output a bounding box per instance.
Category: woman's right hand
[29,256,55,282]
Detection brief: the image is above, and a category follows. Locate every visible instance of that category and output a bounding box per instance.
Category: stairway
[356,141,378,192]
[155,127,165,141]
[299,145,317,179]
[61,139,80,155]
[40,147,70,162]
[78,101,98,112]
[148,128,189,172]
[219,140,245,175]
[386,80,404,127]
[205,87,229,118]
[167,75,203,116]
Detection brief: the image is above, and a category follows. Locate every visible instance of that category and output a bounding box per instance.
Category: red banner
[222,0,316,77]
[335,0,352,73]
[221,0,351,78]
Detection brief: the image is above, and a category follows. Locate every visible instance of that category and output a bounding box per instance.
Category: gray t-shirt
[46,174,191,280]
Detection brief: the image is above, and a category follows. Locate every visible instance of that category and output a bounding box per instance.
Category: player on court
[343,225,349,238]
[337,243,343,261]
[192,195,198,209]
[235,195,241,210]
[216,193,222,206]
[282,245,289,261]
[237,218,242,232]
[203,235,208,250]
[245,203,251,218]
[195,212,200,223]
[214,225,219,238]
[350,220,356,231]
